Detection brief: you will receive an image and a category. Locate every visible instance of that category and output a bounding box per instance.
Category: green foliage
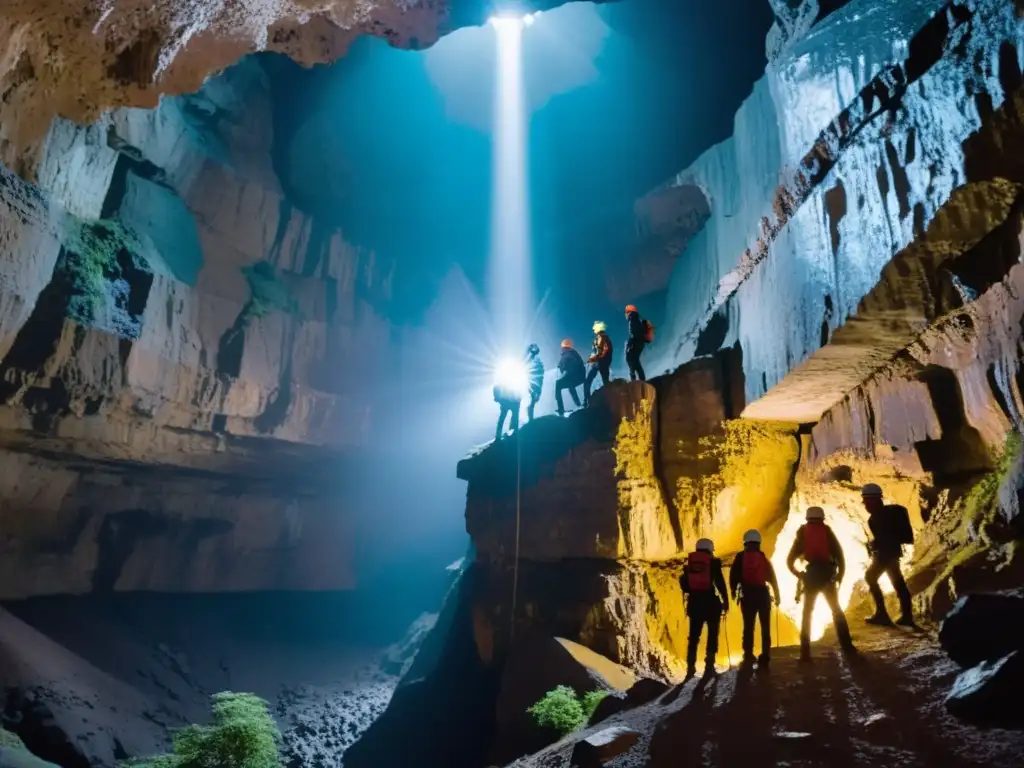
[581,690,609,721]
[123,692,281,768]
[61,218,143,323]
[242,261,300,321]
[528,686,584,736]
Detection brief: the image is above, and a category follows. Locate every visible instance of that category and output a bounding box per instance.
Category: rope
[510,432,522,644]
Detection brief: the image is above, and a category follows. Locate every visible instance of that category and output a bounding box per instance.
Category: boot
[896,614,917,628]
[758,654,770,667]
[685,665,696,680]
[865,613,894,627]
[741,655,755,667]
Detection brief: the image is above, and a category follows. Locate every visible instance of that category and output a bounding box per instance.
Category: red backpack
[741,551,768,587]
[803,523,831,562]
[686,551,712,591]
[642,319,655,343]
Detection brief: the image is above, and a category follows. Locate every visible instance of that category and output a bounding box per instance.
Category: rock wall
[651,0,1024,421]
[457,348,801,680]
[0,0,609,177]
[0,58,389,597]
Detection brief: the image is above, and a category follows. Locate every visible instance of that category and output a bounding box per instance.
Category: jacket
[588,331,613,365]
[627,310,646,347]
[681,554,729,605]
[557,348,586,383]
[527,357,544,398]
[786,523,846,583]
[730,549,780,598]
[868,504,913,557]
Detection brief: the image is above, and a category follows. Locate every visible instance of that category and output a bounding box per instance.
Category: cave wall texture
[352,1,1024,763]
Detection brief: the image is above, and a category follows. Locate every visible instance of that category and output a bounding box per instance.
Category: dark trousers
[801,578,853,657]
[626,342,645,381]
[527,390,540,422]
[555,379,581,413]
[584,362,610,405]
[741,589,772,661]
[686,597,721,669]
[495,401,520,440]
[865,552,913,619]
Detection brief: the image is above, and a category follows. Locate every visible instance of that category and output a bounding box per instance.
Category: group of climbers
[494,304,653,438]
[680,483,916,678]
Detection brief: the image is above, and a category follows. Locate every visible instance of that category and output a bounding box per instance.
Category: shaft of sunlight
[488,17,532,358]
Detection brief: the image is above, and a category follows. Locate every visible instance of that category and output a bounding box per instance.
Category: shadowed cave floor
[514,624,1024,768]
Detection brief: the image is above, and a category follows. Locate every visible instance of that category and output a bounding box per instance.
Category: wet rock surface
[515,626,1024,768]
[939,589,1024,668]
[945,651,1024,726]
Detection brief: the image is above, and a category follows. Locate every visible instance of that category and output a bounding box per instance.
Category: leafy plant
[528,685,584,736]
[581,690,609,721]
[528,685,609,737]
[123,692,281,768]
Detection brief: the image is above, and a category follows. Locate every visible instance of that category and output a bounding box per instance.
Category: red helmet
[561,339,573,349]
[625,304,638,314]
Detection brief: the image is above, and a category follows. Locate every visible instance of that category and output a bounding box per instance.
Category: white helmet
[805,506,825,521]
[593,321,607,333]
[695,538,715,553]
[742,529,762,545]
[861,483,883,498]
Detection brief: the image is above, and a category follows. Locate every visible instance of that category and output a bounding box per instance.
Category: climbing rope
[510,432,522,644]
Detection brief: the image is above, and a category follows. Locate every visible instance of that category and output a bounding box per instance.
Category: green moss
[123,692,281,768]
[60,218,144,323]
[241,261,300,322]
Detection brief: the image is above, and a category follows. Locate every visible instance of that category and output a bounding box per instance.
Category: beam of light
[493,356,530,399]
[488,11,532,363]
[770,495,912,642]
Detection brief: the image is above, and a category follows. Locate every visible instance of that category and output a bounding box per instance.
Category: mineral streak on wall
[652,0,1024,423]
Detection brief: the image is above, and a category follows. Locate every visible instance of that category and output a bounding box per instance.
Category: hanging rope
[510,433,522,644]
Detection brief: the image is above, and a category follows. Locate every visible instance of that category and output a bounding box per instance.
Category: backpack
[741,551,768,587]
[684,551,712,592]
[889,505,915,545]
[803,523,831,562]
[642,319,655,343]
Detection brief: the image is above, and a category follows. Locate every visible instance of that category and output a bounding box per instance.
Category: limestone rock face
[0,0,605,177]
[653,0,1024,423]
[0,59,383,597]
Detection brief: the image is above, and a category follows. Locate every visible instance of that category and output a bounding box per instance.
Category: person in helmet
[554,339,585,416]
[730,529,781,667]
[786,506,856,661]
[681,537,729,678]
[624,304,648,382]
[493,378,522,441]
[526,343,544,422]
[861,483,916,627]
[584,321,613,406]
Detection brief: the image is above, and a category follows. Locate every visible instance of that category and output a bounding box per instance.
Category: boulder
[570,727,641,768]
[589,678,670,726]
[490,635,636,765]
[945,651,1024,726]
[939,589,1024,667]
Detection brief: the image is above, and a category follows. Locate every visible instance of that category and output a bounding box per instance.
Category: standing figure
[493,380,521,442]
[554,339,585,416]
[730,529,780,668]
[861,483,916,627]
[526,343,544,422]
[786,506,856,661]
[624,304,652,382]
[584,321,613,406]
[681,538,729,678]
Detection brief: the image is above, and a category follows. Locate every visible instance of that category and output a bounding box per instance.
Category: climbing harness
[510,433,522,644]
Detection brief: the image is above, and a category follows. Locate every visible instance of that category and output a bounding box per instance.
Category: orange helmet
[561,339,573,349]
[625,304,638,314]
